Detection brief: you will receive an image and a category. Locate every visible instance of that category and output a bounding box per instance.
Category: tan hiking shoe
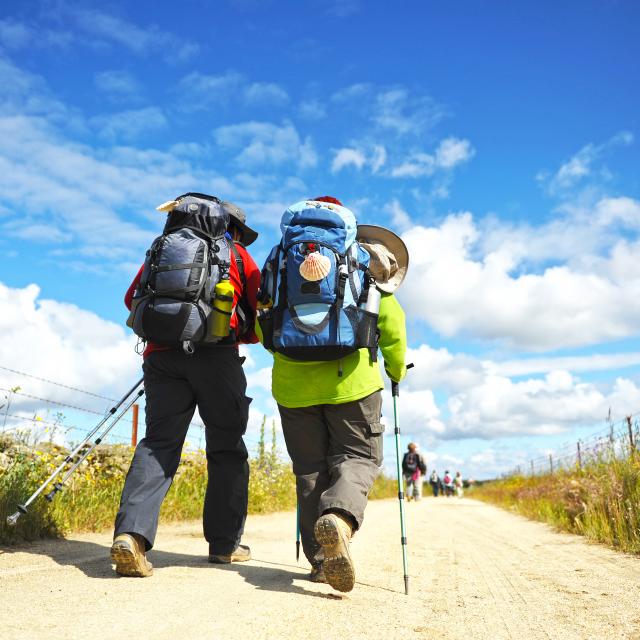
[314,513,355,592]
[110,533,153,577]
[209,544,251,564]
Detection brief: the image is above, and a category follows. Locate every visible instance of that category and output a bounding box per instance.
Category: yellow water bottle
[211,280,235,339]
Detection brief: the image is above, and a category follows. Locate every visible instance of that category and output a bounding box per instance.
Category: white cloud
[370,145,387,173]
[297,100,327,120]
[94,70,142,101]
[489,352,640,377]
[244,82,289,106]
[0,55,76,124]
[435,137,475,168]
[322,0,362,17]
[400,343,640,441]
[399,210,640,350]
[0,281,139,420]
[65,7,199,62]
[542,131,634,195]
[331,144,387,174]
[331,83,372,103]
[594,196,640,229]
[384,199,412,232]
[331,147,366,172]
[214,121,317,168]
[0,114,190,261]
[177,71,289,110]
[443,372,640,440]
[0,19,71,51]
[391,153,435,178]
[92,107,168,141]
[391,137,474,178]
[373,88,445,135]
[0,18,32,49]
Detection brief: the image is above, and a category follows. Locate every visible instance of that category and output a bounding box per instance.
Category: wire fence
[507,411,640,477]
[0,366,288,461]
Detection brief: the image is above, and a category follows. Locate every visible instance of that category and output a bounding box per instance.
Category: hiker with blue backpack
[110,194,260,577]
[256,196,408,593]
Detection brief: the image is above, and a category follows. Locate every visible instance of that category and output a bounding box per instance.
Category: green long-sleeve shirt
[257,293,407,408]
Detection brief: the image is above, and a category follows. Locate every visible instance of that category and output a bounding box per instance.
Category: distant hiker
[443,470,455,497]
[454,471,464,498]
[256,196,408,592]
[429,469,440,497]
[402,442,427,501]
[111,194,260,577]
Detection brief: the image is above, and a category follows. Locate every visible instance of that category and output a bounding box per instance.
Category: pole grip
[391,363,414,397]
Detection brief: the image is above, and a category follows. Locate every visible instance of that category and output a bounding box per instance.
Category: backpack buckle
[182,341,195,355]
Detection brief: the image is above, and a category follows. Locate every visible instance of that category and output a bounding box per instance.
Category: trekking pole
[392,363,413,596]
[6,377,144,526]
[295,502,301,562]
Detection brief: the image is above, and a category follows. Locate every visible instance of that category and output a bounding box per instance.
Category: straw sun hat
[356,224,409,293]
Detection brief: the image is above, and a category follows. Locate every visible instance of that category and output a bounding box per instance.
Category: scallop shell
[299,252,331,281]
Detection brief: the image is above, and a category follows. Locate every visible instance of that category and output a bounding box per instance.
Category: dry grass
[0,426,398,544]
[471,450,640,554]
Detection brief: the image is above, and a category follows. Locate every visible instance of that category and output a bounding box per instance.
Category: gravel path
[1,498,639,640]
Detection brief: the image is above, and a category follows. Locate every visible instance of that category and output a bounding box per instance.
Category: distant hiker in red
[402,442,427,501]
[111,194,260,577]
[443,470,455,497]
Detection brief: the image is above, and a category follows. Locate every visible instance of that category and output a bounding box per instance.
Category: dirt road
[1,498,639,640]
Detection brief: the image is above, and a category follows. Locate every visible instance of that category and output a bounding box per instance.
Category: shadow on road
[1,539,343,599]
[216,558,344,600]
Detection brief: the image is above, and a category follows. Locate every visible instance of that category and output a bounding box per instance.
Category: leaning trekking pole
[392,363,413,596]
[6,377,144,527]
[295,502,301,562]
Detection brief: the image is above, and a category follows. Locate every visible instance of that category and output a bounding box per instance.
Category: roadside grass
[470,451,640,554]
[0,425,397,544]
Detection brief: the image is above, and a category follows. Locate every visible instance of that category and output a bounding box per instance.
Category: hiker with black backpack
[110,194,260,577]
[402,442,427,502]
[256,196,408,593]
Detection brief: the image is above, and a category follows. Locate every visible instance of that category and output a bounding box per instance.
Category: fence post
[549,454,554,474]
[577,441,582,469]
[627,416,635,453]
[530,460,534,476]
[132,403,139,447]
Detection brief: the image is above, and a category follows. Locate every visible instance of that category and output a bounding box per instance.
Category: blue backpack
[258,200,379,368]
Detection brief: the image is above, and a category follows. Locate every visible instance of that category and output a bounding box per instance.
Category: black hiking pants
[114,348,251,554]
[278,391,384,566]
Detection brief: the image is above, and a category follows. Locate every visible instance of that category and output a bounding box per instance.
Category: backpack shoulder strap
[229,241,246,290]
[230,240,254,338]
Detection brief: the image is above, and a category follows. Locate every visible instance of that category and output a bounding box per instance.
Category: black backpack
[404,452,418,473]
[403,452,427,475]
[127,193,239,352]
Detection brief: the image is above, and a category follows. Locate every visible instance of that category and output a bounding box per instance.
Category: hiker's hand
[385,363,407,383]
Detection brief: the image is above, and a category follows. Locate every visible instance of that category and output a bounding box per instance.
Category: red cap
[312,195,343,206]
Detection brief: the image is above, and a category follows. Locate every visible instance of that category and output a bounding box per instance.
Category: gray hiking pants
[278,391,384,566]
[114,347,251,555]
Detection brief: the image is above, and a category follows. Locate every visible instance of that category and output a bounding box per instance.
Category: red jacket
[125,242,260,357]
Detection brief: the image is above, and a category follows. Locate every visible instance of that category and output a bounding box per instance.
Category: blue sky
[1,0,639,478]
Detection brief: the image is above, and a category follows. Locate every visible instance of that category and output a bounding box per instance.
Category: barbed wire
[0,364,118,402]
[0,387,133,422]
[511,412,640,476]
